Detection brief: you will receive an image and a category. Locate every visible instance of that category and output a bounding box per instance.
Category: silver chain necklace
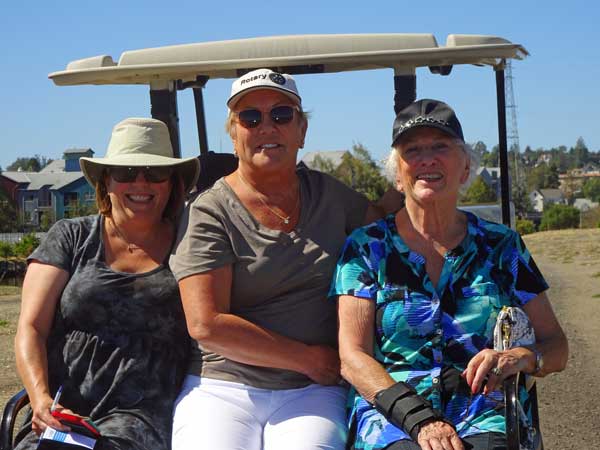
[237,171,300,225]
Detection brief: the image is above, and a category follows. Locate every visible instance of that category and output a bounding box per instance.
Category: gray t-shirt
[170,168,369,389]
[16,215,189,450]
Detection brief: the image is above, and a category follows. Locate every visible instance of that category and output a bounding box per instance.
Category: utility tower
[505,60,520,185]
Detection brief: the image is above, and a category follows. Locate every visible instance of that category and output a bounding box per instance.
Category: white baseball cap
[227,68,301,109]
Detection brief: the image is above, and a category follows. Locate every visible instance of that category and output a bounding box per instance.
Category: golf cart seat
[196,151,238,192]
[2,376,541,450]
[0,389,27,450]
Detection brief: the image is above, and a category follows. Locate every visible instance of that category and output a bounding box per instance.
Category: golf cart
[1,33,539,450]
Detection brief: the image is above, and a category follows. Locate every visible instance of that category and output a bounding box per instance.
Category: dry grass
[523,228,600,267]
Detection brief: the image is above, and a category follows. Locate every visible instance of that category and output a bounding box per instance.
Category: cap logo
[269,73,286,85]
[240,73,268,85]
[396,115,451,134]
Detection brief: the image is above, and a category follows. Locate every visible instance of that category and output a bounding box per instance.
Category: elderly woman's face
[395,127,469,205]
[231,89,307,174]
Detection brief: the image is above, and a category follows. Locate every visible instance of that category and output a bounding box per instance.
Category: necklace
[109,218,142,253]
[237,171,300,225]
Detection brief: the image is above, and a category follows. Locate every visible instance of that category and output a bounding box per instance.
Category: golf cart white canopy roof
[49,33,528,86]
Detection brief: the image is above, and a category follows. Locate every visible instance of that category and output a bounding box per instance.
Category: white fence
[0,232,46,244]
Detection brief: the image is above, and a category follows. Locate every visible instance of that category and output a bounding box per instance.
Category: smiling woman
[331,99,568,450]
[169,69,398,450]
[13,118,200,450]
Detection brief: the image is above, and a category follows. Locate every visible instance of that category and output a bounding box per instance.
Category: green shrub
[539,204,579,231]
[14,233,41,258]
[516,219,536,235]
[0,241,14,259]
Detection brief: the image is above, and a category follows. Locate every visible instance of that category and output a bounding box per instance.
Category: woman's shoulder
[188,178,233,208]
[464,211,519,247]
[297,166,367,206]
[298,166,344,189]
[47,214,101,237]
[347,214,394,243]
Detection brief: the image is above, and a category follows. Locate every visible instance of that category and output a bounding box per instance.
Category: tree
[481,145,499,167]
[471,141,488,162]
[0,189,18,232]
[14,233,41,258]
[315,143,391,201]
[527,162,559,191]
[461,176,497,204]
[6,155,53,172]
[516,219,536,235]
[0,241,14,259]
[546,163,560,188]
[582,177,600,202]
[512,181,533,217]
[570,137,589,168]
[539,204,579,231]
[64,201,98,220]
[39,210,56,232]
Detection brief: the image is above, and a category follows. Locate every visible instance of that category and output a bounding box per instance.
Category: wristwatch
[531,348,544,375]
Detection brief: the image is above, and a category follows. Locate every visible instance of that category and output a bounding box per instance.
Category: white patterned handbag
[493,306,537,450]
[493,306,536,351]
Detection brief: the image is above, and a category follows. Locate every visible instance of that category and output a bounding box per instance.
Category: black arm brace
[374,382,444,441]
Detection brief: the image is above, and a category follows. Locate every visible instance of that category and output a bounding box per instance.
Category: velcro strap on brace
[374,382,444,441]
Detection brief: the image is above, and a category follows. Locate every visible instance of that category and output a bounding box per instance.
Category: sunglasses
[237,105,298,128]
[107,166,173,183]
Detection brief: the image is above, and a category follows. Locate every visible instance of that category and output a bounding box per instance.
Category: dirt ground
[1,228,599,448]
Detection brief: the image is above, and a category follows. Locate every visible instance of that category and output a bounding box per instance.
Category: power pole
[505,60,520,185]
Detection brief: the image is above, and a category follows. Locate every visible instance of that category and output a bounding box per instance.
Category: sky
[1,1,599,170]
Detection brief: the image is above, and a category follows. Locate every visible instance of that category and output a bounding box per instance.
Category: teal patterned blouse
[330,212,548,449]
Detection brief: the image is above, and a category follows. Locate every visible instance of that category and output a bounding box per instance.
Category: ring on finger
[491,367,502,376]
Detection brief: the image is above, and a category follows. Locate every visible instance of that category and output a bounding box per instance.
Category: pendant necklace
[237,171,300,225]
[109,218,141,253]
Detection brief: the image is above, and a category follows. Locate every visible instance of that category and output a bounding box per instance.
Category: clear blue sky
[1,1,598,169]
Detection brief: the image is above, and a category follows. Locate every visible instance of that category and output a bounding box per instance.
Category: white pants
[172,375,348,450]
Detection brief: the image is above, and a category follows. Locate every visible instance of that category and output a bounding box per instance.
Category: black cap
[392,99,464,146]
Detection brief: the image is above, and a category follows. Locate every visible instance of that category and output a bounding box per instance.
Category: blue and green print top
[330,212,548,449]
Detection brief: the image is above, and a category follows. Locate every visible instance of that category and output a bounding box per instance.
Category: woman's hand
[417,420,464,450]
[30,395,72,435]
[303,344,341,385]
[462,348,533,394]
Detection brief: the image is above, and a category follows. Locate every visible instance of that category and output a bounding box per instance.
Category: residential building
[573,198,599,212]
[529,188,565,213]
[0,148,96,227]
[476,167,501,197]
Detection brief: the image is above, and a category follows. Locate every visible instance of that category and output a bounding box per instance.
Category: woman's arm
[464,291,568,394]
[338,294,464,450]
[523,291,569,375]
[15,261,71,434]
[337,294,394,402]
[179,266,340,385]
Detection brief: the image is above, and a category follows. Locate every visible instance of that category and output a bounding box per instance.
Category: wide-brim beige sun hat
[80,117,200,192]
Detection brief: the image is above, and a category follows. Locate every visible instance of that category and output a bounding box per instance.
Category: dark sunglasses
[237,105,297,128]
[107,166,173,183]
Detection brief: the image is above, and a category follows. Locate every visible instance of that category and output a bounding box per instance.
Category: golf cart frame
[2,33,540,450]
